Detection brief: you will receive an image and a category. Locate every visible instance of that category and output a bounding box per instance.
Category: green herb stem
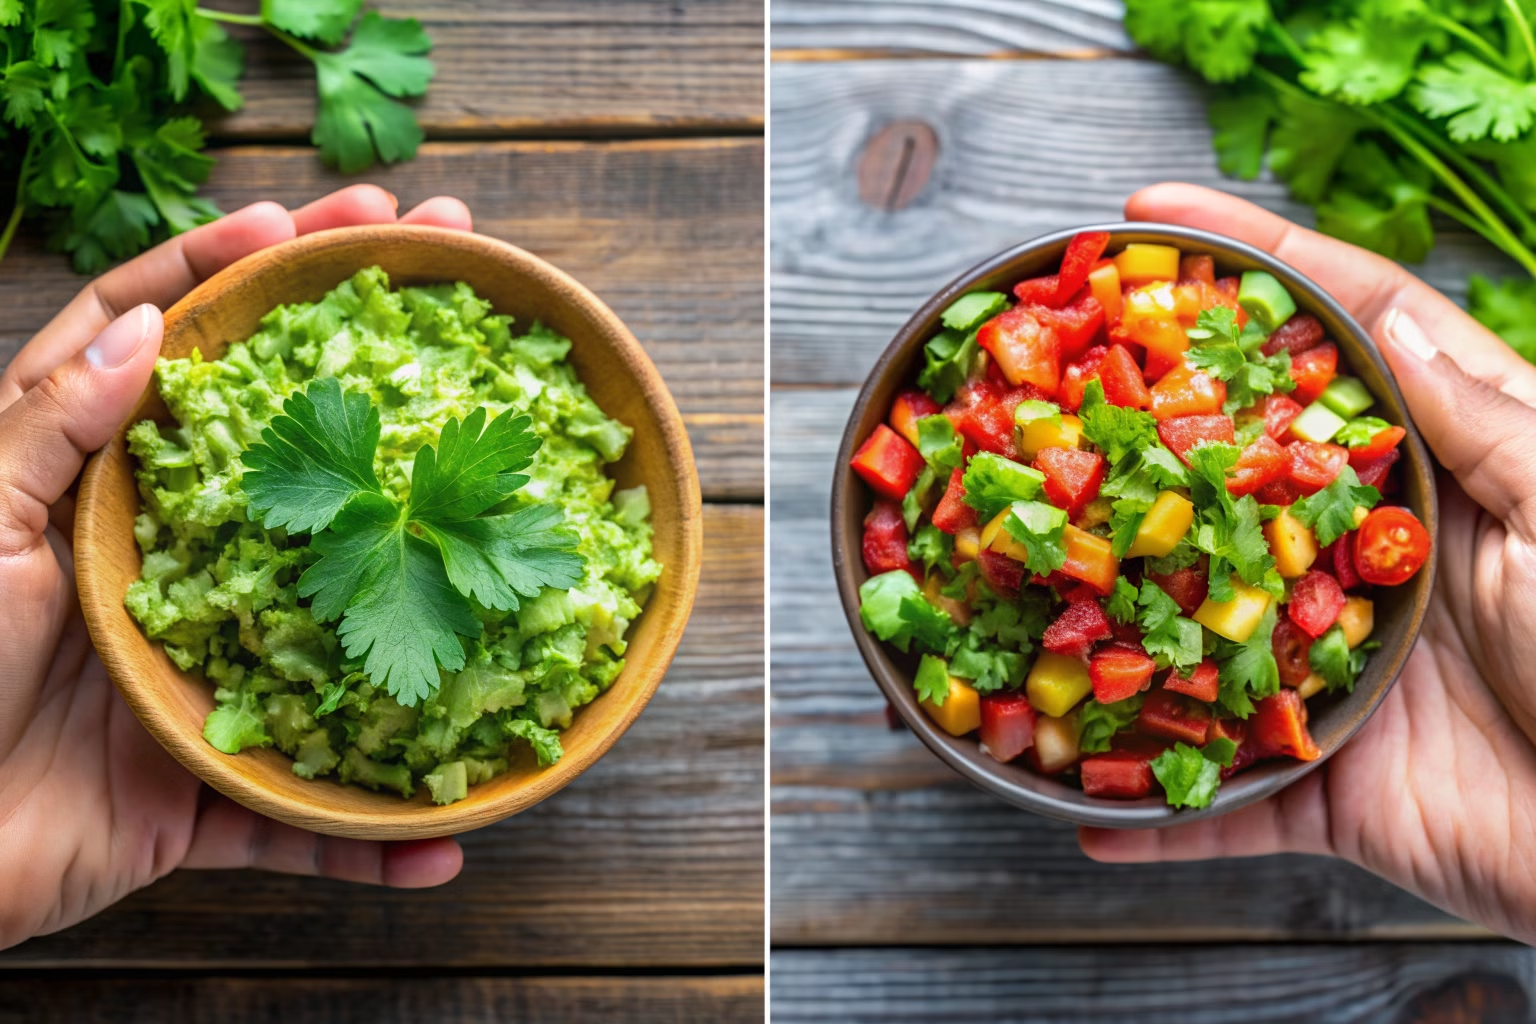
[193,7,264,27]
[1431,14,1511,71]
[1266,23,1309,67]
[1425,194,1507,248]
[1504,0,1536,76]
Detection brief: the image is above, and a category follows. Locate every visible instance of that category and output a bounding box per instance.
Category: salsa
[852,232,1431,809]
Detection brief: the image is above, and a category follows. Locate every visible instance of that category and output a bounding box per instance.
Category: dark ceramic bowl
[831,223,1438,828]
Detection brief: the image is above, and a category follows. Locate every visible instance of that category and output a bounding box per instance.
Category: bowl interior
[76,226,703,839]
[832,223,1438,828]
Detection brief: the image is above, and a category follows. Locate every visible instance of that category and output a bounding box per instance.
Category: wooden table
[0,4,764,1021]
[768,3,1535,1020]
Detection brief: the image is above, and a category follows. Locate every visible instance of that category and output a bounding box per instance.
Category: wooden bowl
[831,223,1438,829]
[76,226,703,840]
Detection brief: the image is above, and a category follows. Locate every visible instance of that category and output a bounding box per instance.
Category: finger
[290,183,400,235]
[0,202,294,408]
[400,196,473,231]
[0,305,162,557]
[181,797,464,887]
[1125,183,1536,406]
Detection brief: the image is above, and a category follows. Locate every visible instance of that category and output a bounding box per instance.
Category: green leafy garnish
[917,330,978,404]
[949,632,1028,694]
[1310,624,1368,693]
[1106,576,1139,625]
[1135,579,1205,670]
[1184,307,1296,413]
[1002,500,1069,576]
[1078,379,1161,465]
[1335,416,1394,448]
[908,522,953,577]
[914,653,952,705]
[858,571,958,656]
[1079,696,1144,754]
[961,452,1046,520]
[1290,466,1381,546]
[1212,601,1281,719]
[916,414,964,473]
[1151,741,1232,809]
[941,291,1008,332]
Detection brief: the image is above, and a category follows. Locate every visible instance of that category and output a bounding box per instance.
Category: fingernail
[86,305,153,369]
[1384,308,1437,362]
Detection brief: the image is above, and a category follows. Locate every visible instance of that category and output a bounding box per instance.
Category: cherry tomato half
[1353,507,1431,586]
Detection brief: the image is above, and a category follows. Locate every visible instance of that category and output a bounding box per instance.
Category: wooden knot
[857,120,939,212]
[1393,971,1529,1024]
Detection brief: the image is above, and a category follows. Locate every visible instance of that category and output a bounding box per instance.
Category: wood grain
[769,60,1516,387]
[210,0,764,137]
[0,974,763,1023]
[770,944,1534,1022]
[0,139,764,502]
[4,504,761,968]
[771,0,1132,56]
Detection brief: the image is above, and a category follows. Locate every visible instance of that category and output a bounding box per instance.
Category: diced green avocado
[1318,376,1374,418]
[941,291,1008,332]
[1237,271,1297,334]
[1288,402,1348,443]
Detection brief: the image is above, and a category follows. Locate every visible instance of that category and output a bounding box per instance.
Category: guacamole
[124,267,661,804]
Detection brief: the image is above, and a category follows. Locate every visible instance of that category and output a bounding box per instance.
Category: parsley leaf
[961,452,1045,520]
[1151,742,1224,809]
[1079,696,1144,754]
[310,12,434,173]
[1290,466,1381,546]
[1469,275,1536,364]
[1002,500,1069,576]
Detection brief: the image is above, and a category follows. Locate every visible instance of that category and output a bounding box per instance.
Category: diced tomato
[1287,441,1348,496]
[1013,273,1063,308]
[1254,479,1302,505]
[1149,363,1226,420]
[1099,344,1152,409]
[1147,559,1208,617]
[977,307,1061,393]
[851,424,925,500]
[977,549,1025,600]
[1216,719,1259,778]
[1250,690,1321,761]
[947,379,1021,460]
[1271,617,1314,687]
[1354,448,1400,490]
[1057,231,1111,305]
[1062,582,1104,606]
[889,389,942,448]
[1110,619,1145,652]
[1347,425,1406,469]
[1088,262,1122,323]
[1260,393,1305,441]
[1041,598,1112,659]
[979,692,1037,764]
[1226,435,1289,497]
[1215,275,1240,298]
[1354,506,1431,586]
[1164,660,1219,703]
[1058,346,1108,412]
[1035,446,1106,518]
[1178,254,1216,286]
[1290,343,1338,404]
[931,468,976,535]
[1288,570,1347,638]
[1321,532,1362,590]
[1158,414,1236,464]
[1080,750,1156,799]
[1090,647,1157,704]
[1261,313,1325,358]
[862,499,914,577]
[1028,292,1105,363]
[1138,688,1211,745]
[1060,525,1119,595]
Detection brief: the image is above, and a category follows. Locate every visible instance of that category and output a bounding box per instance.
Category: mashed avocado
[124,267,661,804]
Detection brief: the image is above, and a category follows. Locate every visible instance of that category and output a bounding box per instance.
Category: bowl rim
[830,221,1438,829]
[75,224,704,839]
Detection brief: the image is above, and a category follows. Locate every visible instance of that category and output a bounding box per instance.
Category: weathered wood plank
[771,0,1131,56]
[769,60,1516,387]
[768,388,1469,942]
[210,0,764,136]
[0,139,764,502]
[0,974,763,1023]
[3,504,763,969]
[770,944,1534,1022]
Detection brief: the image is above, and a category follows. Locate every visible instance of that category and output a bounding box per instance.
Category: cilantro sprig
[1184,307,1296,413]
[242,378,584,707]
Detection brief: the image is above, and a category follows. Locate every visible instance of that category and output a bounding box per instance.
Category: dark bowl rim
[829,221,1439,829]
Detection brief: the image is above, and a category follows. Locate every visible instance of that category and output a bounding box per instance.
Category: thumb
[1378,306,1536,537]
[0,304,163,557]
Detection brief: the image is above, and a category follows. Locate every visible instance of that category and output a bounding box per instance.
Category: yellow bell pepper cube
[1296,672,1327,699]
[1265,506,1318,578]
[954,526,980,563]
[1018,413,1084,460]
[1114,243,1181,286]
[1193,577,1273,643]
[1337,596,1374,649]
[1124,490,1194,558]
[1025,652,1093,719]
[920,675,981,736]
[980,509,1031,563]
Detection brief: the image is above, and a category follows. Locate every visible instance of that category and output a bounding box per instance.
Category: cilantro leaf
[1300,17,1430,105]
[1317,142,1434,264]
[263,0,364,47]
[1151,742,1224,809]
[408,406,541,521]
[916,414,964,473]
[310,12,434,173]
[1002,500,1069,576]
[1185,307,1296,411]
[902,465,937,532]
[1106,576,1139,625]
[1310,624,1368,692]
[916,329,977,404]
[949,633,1027,694]
[1336,416,1393,447]
[1268,86,1370,205]
[914,653,952,705]
[857,571,957,655]
[1124,0,1272,82]
[1207,82,1277,180]
[961,452,1045,520]
[505,717,564,767]
[1213,601,1280,718]
[1290,466,1381,546]
[970,591,1048,650]
[1078,379,1161,464]
[1145,540,1201,575]
[1136,580,1204,670]
[424,505,585,613]
[908,522,953,577]
[1079,696,1144,754]
[1411,52,1536,142]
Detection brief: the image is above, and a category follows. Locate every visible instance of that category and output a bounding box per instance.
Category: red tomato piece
[1250,691,1321,761]
[1138,688,1211,746]
[1158,414,1236,465]
[1354,448,1400,490]
[1116,315,1186,381]
[1109,619,1146,652]
[1289,343,1338,405]
[1041,598,1113,659]
[1260,393,1305,441]
[946,379,1021,460]
[1149,363,1226,420]
[977,307,1061,393]
[1347,425,1407,469]
[1163,660,1220,703]
[1271,617,1314,688]
[1225,435,1288,497]
[889,389,942,448]
[1354,506,1431,586]
[1080,750,1156,799]
[1099,344,1152,409]
[1057,231,1112,306]
[1090,647,1158,704]
[930,468,977,535]
[1013,273,1063,308]
[1215,276,1240,298]
[1058,346,1108,412]
[1178,253,1216,286]
[1261,313,1325,358]
[1254,479,1302,505]
[1288,570,1347,638]
[979,692,1037,764]
[1147,560,1209,618]
[862,499,914,577]
[1035,446,1106,518]
[1321,532,1362,590]
[1028,292,1105,363]
[850,424,925,501]
[1287,441,1348,496]
[976,549,1025,600]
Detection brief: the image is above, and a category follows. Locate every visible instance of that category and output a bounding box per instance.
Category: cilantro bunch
[1124,0,1536,361]
[0,0,434,271]
[242,378,585,707]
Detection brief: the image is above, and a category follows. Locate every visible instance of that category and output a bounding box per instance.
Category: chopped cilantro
[1079,379,1162,465]
[916,414,964,473]
[949,633,1028,693]
[962,453,1046,520]
[1106,576,1139,624]
[1336,416,1393,448]
[1212,602,1281,719]
[1310,624,1367,692]
[1290,465,1381,546]
[914,654,952,705]
[1136,580,1205,670]
[1002,500,1069,576]
[908,523,953,578]
[1151,742,1225,809]
[1079,696,1145,754]
[917,330,978,404]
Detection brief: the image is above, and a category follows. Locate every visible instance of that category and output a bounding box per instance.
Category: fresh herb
[1078,379,1162,465]
[1212,601,1281,719]
[917,329,977,404]
[1290,465,1381,546]
[1336,416,1394,447]
[961,452,1046,520]
[1184,307,1296,413]
[1002,499,1069,576]
[949,632,1028,693]
[914,653,952,705]
[1135,579,1205,670]
[941,291,1009,332]
[1079,696,1145,753]
[1310,624,1368,692]
[1150,741,1229,809]
[908,522,953,577]
[916,414,964,473]
[1183,442,1279,600]
[858,571,959,656]
[1106,576,1139,625]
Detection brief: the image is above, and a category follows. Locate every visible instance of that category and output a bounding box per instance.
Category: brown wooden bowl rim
[830,222,1439,829]
[75,225,704,839]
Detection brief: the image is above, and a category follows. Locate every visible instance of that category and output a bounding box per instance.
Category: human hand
[1079,183,1536,945]
[0,186,474,950]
